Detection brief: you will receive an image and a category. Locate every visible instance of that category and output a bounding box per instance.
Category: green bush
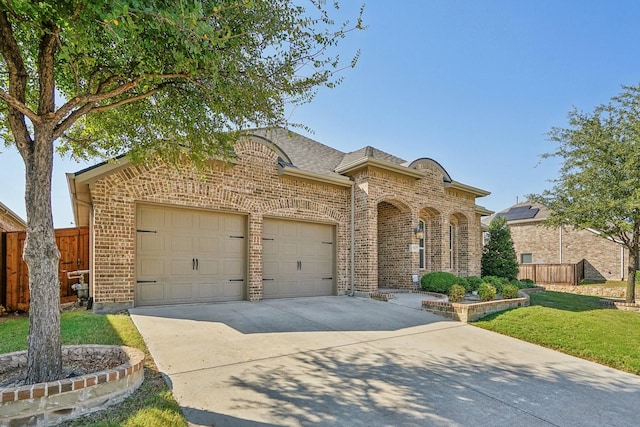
[478,283,497,302]
[482,276,508,294]
[420,271,459,293]
[519,278,535,287]
[456,276,471,292]
[501,284,519,299]
[466,276,483,292]
[449,284,466,303]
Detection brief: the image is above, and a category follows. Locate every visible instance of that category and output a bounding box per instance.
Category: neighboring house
[486,201,628,281]
[0,201,26,232]
[67,128,492,313]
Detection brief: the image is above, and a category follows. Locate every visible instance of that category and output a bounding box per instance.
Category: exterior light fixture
[413,222,424,239]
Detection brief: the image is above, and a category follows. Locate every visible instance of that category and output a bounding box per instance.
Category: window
[449,223,455,269]
[521,253,533,264]
[418,220,425,269]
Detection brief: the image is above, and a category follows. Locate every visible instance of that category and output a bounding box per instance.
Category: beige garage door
[263,218,335,298]
[136,205,246,306]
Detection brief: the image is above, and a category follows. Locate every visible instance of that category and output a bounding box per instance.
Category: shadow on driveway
[130,296,640,427]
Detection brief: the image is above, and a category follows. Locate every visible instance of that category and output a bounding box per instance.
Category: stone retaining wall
[0,345,144,427]
[541,284,640,299]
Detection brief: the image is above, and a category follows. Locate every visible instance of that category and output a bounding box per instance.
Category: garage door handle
[196,259,199,270]
[192,258,195,270]
[322,277,333,280]
[229,279,244,282]
[137,280,157,283]
[262,278,273,281]
[137,229,157,233]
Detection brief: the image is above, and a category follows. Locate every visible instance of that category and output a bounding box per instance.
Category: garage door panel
[138,207,166,229]
[138,258,166,277]
[136,205,246,306]
[170,211,195,230]
[262,218,335,299]
[171,234,195,252]
[224,238,245,253]
[139,283,165,302]
[138,233,167,252]
[170,283,194,300]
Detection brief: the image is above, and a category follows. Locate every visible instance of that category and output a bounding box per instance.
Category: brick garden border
[421,288,544,322]
[0,345,144,426]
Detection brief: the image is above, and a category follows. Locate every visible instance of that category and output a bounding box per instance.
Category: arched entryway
[377,200,412,289]
[449,212,469,275]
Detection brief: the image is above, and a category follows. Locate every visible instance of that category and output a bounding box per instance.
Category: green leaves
[1,0,365,167]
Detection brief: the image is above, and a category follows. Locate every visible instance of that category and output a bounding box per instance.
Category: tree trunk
[626,224,639,304]
[24,128,62,384]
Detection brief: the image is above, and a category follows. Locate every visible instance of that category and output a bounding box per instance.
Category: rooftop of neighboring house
[0,201,26,232]
[482,200,551,226]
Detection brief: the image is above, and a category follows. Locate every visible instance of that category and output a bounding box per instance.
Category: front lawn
[473,291,640,376]
[0,310,187,427]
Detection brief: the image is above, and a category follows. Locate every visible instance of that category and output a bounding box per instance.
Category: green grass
[0,310,187,427]
[474,291,640,375]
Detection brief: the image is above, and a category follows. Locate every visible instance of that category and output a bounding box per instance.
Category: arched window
[418,220,426,269]
[449,223,455,269]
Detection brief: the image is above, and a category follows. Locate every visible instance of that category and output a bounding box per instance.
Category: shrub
[456,277,471,292]
[466,276,483,292]
[481,216,519,279]
[448,284,466,303]
[482,276,508,294]
[420,271,459,293]
[501,284,519,299]
[478,283,496,302]
[520,278,535,286]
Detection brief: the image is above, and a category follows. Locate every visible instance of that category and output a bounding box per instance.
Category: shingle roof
[250,128,409,179]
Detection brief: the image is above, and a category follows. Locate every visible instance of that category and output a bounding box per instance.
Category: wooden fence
[1,227,89,312]
[518,259,585,286]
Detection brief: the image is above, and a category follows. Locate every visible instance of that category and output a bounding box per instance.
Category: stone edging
[1,345,144,426]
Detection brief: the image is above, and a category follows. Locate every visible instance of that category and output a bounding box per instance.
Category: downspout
[350,179,355,296]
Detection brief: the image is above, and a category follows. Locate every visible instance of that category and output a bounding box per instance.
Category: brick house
[0,201,26,233]
[487,201,628,281]
[67,128,492,313]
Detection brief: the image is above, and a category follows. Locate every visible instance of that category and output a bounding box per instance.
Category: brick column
[248,213,263,301]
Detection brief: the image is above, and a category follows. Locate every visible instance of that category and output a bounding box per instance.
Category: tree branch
[0,10,33,154]
[37,22,59,116]
[0,90,40,123]
[92,86,163,112]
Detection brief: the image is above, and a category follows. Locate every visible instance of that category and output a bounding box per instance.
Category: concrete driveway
[130,295,640,427]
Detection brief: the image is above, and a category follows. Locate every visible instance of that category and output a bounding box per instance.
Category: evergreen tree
[481,216,519,279]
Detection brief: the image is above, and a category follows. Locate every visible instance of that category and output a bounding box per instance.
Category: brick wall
[510,222,627,280]
[350,161,483,293]
[88,137,486,309]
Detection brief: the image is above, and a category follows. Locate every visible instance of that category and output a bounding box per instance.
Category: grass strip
[0,310,187,427]
[473,291,640,376]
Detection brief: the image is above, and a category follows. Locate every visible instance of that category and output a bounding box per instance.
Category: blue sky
[2,1,640,227]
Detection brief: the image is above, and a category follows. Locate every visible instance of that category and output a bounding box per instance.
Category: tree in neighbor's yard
[481,216,519,280]
[0,0,363,384]
[531,84,640,303]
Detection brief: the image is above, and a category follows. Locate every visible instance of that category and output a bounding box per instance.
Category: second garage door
[262,218,335,298]
[136,204,246,306]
